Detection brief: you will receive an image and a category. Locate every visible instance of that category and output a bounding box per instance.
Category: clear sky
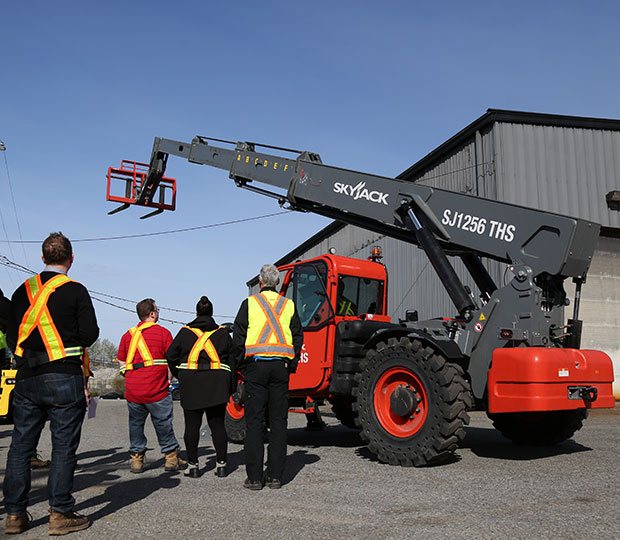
[1,1,619,342]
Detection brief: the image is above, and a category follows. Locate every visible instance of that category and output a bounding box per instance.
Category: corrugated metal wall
[494,123,620,228]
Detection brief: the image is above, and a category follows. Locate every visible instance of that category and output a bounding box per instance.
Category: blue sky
[1,1,619,342]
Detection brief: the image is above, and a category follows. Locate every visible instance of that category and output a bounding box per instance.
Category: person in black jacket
[3,232,99,535]
[232,264,303,491]
[166,296,234,478]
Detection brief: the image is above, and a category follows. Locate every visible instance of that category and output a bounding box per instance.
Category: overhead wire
[2,150,29,265]
[0,256,235,325]
[0,211,291,243]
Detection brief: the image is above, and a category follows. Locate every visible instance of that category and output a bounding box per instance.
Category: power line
[0,256,235,323]
[2,151,29,265]
[0,211,291,243]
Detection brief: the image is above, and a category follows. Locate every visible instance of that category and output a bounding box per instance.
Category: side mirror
[405,310,418,322]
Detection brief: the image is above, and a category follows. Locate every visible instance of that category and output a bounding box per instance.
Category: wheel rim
[373,367,428,438]
[226,397,244,421]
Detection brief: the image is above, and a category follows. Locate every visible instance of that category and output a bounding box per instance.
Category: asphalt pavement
[0,401,618,539]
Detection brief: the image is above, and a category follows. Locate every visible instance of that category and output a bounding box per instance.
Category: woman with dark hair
[166,296,234,478]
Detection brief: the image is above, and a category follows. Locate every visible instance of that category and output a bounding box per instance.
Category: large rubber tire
[329,396,358,429]
[352,337,471,467]
[225,400,246,444]
[488,409,588,445]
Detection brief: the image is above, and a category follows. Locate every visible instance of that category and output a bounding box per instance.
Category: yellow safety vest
[124,322,168,371]
[15,274,84,361]
[245,290,295,359]
[178,326,230,371]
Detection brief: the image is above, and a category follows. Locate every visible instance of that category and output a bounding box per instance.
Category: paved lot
[1,401,618,539]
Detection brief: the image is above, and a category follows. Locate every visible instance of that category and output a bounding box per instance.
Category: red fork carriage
[106,160,177,219]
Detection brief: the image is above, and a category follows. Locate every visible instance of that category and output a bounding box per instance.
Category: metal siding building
[250,110,620,393]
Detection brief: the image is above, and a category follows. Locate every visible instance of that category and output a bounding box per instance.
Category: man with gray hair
[232,264,303,490]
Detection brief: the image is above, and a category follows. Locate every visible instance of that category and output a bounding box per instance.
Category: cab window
[337,275,384,316]
[286,262,333,329]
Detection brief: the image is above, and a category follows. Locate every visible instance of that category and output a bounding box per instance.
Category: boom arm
[141,136,598,280]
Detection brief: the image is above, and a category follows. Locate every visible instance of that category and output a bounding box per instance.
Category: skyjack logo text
[333,181,389,205]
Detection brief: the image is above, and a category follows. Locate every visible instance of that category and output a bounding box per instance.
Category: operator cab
[274,251,389,395]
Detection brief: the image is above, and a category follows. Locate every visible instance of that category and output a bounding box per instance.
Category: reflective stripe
[129,359,167,370]
[182,326,224,370]
[245,344,295,355]
[125,322,160,371]
[15,274,83,362]
[178,363,231,371]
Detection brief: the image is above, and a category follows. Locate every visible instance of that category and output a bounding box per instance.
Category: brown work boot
[48,509,90,536]
[164,448,187,471]
[129,451,145,473]
[5,512,31,534]
[31,452,51,469]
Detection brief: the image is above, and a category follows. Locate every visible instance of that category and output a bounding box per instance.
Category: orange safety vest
[245,290,295,359]
[178,327,230,371]
[124,322,168,371]
[15,274,84,361]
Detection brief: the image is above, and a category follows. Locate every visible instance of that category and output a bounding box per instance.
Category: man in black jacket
[3,232,99,535]
[233,264,303,490]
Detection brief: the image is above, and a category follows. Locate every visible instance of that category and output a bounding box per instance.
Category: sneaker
[48,509,90,536]
[5,512,31,535]
[215,461,227,478]
[164,448,187,471]
[31,453,51,469]
[264,477,282,489]
[184,462,199,478]
[243,478,263,491]
[129,451,145,474]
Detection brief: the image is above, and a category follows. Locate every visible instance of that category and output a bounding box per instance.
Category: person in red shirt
[117,298,186,473]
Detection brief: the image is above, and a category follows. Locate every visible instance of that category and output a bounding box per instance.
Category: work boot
[31,452,51,469]
[5,512,31,535]
[184,462,199,478]
[48,509,90,536]
[129,451,145,474]
[264,476,282,489]
[164,448,187,471]
[214,460,227,478]
[243,478,263,491]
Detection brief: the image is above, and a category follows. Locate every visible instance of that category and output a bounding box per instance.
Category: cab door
[281,261,334,392]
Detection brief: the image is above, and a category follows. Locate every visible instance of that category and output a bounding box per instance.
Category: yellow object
[16,275,83,361]
[0,368,17,417]
[179,327,230,371]
[125,322,167,370]
[245,290,294,359]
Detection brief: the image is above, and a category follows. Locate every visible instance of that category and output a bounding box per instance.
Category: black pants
[244,360,289,482]
[183,404,227,464]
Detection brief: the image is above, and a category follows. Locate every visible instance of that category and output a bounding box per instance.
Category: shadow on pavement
[283,449,320,485]
[462,426,592,460]
[288,425,363,449]
[76,447,125,469]
[76,475,181,522]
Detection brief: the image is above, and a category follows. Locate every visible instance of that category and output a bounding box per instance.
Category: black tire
[225,404,246,444]
[352,337,471,467]
[488,409,588,445]
[329,396,358,429]
[171,389,181,401]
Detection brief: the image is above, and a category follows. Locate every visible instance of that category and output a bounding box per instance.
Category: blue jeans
[127,394,179,454]
[3,373,86,514]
